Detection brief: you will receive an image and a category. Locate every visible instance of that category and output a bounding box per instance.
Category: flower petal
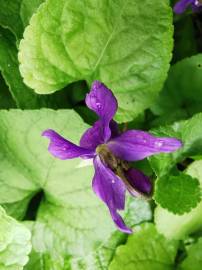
[108,130,182,161]
[109,208,132,234]
[42,129,94,159]
[125,168,152,196]
[93,157,125,210]
[192,1,202,12]
[174,0,193,13]
[80,119,119,151]
[80,120,104,150]
[109,120,119,138]
[93,156,132,233]
[86,81,118,141]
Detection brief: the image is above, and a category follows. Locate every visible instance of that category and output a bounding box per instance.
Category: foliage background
[0,0,202,269]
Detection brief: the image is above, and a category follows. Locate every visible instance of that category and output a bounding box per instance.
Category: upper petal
[174,0,194,13]
[80,120,104,150]
[42,129,94,159]
[109,120,119,138]
[85,81,118,141]
[107,130,182,161]
[80,119,119,151]
[93,156,132,233]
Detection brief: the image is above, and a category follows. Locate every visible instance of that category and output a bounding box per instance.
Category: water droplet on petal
[111,179,115,184]
[96,102,102,110]
[143,139,147,143]
[155,141,163,147]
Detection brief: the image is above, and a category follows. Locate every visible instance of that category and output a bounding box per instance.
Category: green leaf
[0,0,44,39]
[0,0,24,39]
[154,174,201,215]
[0,109,151,269]
[0,27,77,109]
[155,160,202,240]
[19,0,173,122]
[172,16,197,63]
[0,27,43,108]
[24,197,151,270]
[149,113,202,177]
[152,54,202,124]
[179,238,202,270]
[0,73,16,109]
[20,0,44,27]
[0,2,74,109]
[109,223,178,270]
[0,109,92,217]
[0,206,31,269]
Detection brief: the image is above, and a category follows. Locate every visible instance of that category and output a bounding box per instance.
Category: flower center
[195,0,202,6]
[96,144,129,171]
[96,144,150,198]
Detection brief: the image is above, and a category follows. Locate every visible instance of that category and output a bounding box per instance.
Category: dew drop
[155,141,163,147]
[111,179,115,184]
[96,102,102,110]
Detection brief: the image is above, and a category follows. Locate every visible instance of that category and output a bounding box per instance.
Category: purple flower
[42,81,182,234]
[174,0,202,14]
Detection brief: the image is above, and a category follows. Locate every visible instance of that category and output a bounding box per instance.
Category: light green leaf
[0,206,31,269]
[0,109,151,269]
[19,0,173,122]
[179,238,202,270]
[24,197,151,270]
[152,54,202,123]
[0,109,92,217]
[154,174,201,214]
[149,113,202,177]
[109,223,178,270]
[155,160,202,240]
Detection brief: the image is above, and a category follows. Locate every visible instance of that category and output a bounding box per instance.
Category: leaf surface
[19,0,173,122]
[109,223,178,270]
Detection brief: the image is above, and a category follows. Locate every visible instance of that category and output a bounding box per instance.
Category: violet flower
[42,81,182,234]
[174,0,202,14]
